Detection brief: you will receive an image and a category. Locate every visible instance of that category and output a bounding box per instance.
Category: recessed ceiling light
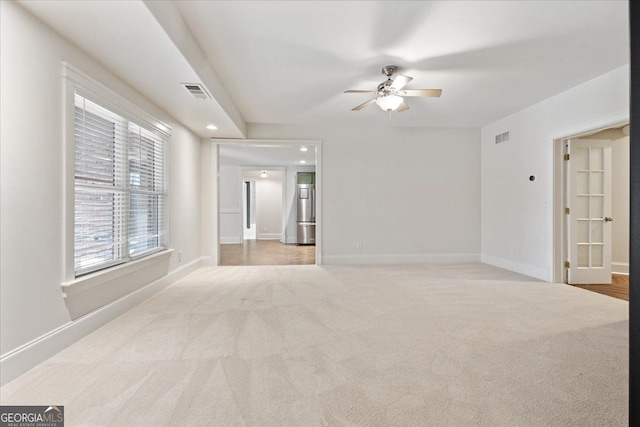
[300,146,308,152]
[299,160,306,164]
[206,124,218,130]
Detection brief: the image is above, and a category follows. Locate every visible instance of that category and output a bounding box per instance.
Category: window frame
[62,63,171,281]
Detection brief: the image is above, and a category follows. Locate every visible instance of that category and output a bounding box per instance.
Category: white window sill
[61,250,173,319]
[62,249,173,297]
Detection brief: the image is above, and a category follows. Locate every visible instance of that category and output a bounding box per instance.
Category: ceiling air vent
[495,131,510,144]
[181,83,211,100]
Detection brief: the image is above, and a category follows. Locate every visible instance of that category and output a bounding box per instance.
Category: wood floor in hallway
[220,239,315,266]
[573,274,629,301]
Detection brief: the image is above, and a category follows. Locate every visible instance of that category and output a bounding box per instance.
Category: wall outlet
[509,246,515,255]
[178,251,182,262]
[356,241,362,250]
[262,227,268,232]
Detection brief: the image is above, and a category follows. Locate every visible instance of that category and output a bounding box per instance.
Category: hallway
[220,240,315,266]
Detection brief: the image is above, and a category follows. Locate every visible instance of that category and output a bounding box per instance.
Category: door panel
[297,184,314,222]
[567,139,612,284]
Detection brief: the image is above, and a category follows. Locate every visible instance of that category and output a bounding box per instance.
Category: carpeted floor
[0,263,628,426]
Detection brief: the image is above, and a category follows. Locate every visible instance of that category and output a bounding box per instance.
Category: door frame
[213,139,323,266]
[551,113,628,283]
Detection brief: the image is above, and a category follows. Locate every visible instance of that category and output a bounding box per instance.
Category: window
[74,94,166,276]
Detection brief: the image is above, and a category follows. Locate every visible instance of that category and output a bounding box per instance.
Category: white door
[567,139,613,284]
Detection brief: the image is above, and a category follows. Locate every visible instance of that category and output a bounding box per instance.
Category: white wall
[219,165,243,243]
[244,170,283,240]
[200,140,218,263]
[219,168,285,242]
[246,124,481,263]
[612,136,630,273]
[0,1,204,381]
[480,65,629,280]
[169,124,203,271]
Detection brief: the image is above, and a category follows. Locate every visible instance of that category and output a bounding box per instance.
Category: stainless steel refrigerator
[296,184,315,245]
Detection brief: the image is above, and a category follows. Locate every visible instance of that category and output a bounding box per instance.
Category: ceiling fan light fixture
[376,94,404,112]
[345,66,441,112]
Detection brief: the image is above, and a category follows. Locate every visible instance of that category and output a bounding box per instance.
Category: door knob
[604,217,613,222]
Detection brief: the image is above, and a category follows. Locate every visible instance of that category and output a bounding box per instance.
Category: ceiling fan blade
[390,74,413,91]
[344,90,377,93]
[396,102,410,112]
[352,97,377,111]
[402,89,443,97]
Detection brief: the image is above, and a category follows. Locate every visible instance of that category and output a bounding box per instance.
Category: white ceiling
[175,0,629,128]
[219,143,317,167]
[18,0,245,138]
[19,0,629,138]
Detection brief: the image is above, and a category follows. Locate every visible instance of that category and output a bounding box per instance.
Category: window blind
[74,93,166,276]
[128,123,166,258]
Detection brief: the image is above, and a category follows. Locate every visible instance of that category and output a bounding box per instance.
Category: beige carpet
[0,263,628,426]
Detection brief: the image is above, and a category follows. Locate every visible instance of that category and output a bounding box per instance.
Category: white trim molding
[257,233,282,240]
[548,109,630,284]
[62,63,171,136]
[481,254,548,281]
[612,262,629,275]
[1,257,207,387]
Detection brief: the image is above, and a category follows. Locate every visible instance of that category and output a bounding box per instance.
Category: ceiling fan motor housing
[377,80,394,94]
[381,65,398,77]
[378,65,399,94]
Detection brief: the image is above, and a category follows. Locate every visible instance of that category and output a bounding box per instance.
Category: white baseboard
[220,237,241,244]
[612,262,629,275]
[200,255,215,266]
[0,256,207,387]
[323,253,480,265]
[257,233,282,240]
[481,254,548,281]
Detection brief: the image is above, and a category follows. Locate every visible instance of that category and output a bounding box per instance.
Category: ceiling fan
[344,65,442,112]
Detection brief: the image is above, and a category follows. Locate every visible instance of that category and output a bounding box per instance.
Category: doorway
[243,179,256,240]
[242,169,283,243]
[554,123,630,299]
[215,139,322,266]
